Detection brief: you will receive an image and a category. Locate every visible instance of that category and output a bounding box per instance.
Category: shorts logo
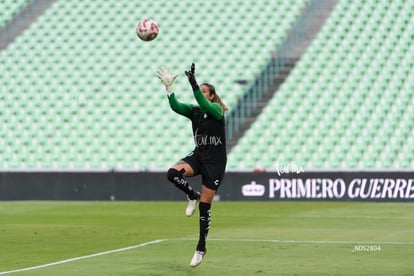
[214,179,220,186]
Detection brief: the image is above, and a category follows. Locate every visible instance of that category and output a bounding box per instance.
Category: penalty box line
[1,238,414,274]
[207,238,414,245]
[175,238,414,245]
[0,239,165,275]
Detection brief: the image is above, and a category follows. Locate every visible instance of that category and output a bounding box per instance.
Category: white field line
[291,215,411,220]
[206,238,414,245]
[1,238,413,274]
[0,239,165,275]
[173,237,414,245]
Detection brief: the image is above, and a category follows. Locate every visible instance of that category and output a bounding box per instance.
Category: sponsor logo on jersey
[194,128,223,147]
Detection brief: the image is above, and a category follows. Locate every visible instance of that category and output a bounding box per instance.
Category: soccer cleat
[190,250,206,268]
[185,192,201,217]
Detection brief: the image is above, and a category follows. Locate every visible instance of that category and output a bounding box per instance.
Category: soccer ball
[136,19,159,41]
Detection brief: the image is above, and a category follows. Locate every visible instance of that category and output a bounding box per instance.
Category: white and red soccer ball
[136,19,159,41]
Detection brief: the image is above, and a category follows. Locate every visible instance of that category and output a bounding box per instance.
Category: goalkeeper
[157,63,228,268]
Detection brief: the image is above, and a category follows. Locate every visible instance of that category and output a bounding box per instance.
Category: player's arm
[156,66,193,118]
[185,63,223,120]
[167,93,193,118]
[193,88,223,120]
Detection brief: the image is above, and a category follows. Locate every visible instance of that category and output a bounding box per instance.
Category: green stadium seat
[3,0,412,170]
[227,0,414,169]
[0,0,30,27]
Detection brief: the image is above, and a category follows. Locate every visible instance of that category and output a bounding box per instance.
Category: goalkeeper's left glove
[185,62,199,91]
[156,66,178,94]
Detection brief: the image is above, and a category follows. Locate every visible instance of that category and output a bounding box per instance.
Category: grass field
[0,201,413,275]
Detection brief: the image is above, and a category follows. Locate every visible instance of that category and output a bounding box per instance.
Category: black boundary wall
[0,170,413,202]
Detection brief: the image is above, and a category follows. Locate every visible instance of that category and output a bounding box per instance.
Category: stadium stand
[0,0,307,169]
[228,0,414,169]
[0,0,29,27]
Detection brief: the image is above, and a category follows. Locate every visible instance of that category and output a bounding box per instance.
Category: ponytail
[213,94,228,112]
[201,83,228,112]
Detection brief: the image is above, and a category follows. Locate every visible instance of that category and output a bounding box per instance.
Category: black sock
[197,202,211,252]
[167,168,198,199]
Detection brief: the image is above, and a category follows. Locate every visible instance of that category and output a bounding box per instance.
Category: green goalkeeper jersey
[168,88,227,165]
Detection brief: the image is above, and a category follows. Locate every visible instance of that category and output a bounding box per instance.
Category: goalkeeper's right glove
[156,66,178,94]
[185,62,199,91]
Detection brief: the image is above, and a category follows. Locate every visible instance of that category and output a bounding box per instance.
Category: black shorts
[182,151,226,191]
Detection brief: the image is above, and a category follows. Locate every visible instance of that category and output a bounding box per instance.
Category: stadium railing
[225,0,336,141]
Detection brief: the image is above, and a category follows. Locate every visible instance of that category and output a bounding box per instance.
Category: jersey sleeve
[193,88,224,120]
[168,93,194,119]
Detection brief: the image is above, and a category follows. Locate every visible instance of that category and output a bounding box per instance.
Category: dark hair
[201,83,228,112]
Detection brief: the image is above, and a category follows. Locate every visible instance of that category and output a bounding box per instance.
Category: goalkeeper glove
[156,66,178,94]
[185,62,199,91]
